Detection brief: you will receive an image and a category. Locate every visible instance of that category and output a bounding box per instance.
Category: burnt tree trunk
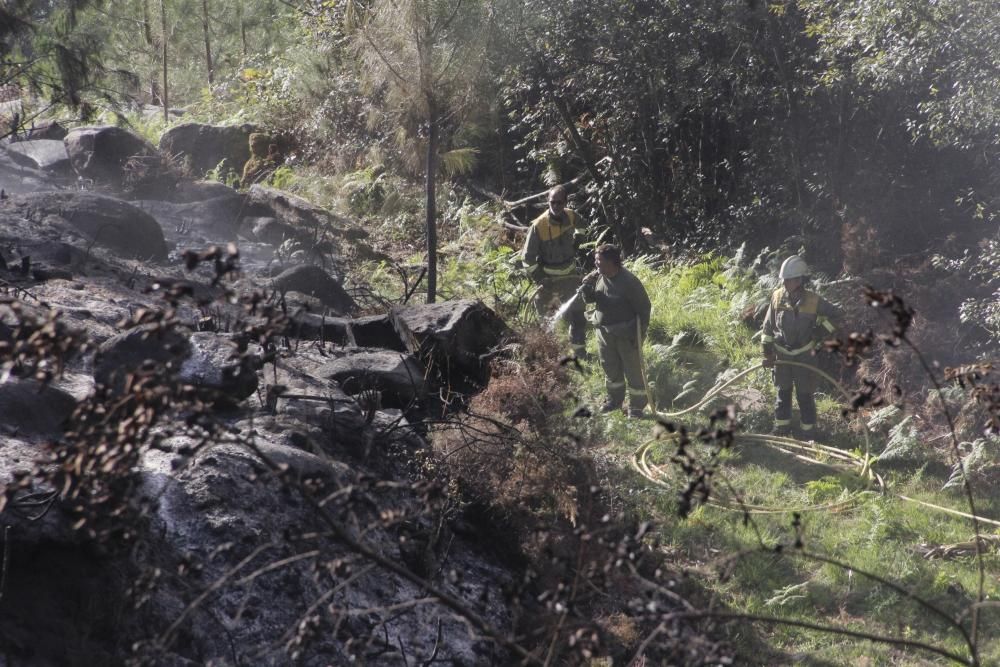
[202,0,214,86]
[425,95,438,304]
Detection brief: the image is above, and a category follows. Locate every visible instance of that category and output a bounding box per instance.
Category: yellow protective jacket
[521,209,584,279]
[761,287,838,357]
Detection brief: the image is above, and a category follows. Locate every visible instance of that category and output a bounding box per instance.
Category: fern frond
[439,147,478,177]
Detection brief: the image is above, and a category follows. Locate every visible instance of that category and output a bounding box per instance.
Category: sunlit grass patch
[477,243,1000,664]
[630,253,759,365]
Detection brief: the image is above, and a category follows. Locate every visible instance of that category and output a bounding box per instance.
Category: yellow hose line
[631,360,1000,528]
[637,318,656,412]
[631,435,879,514]
[897,495,1000,530]
[630,360,880,513]
[652,364,761,419]
[651,360,873,473]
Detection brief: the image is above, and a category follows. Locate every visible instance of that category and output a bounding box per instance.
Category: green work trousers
[774,353,818,429]
[596,321,646,410]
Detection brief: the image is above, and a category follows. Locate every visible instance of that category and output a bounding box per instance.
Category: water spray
[545,271,598,332]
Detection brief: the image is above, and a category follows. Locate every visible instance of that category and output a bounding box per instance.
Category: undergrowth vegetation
[422,241,1000,664]
[427,328,733,663]
[60,98,1000,658]
[5,0,1000,661]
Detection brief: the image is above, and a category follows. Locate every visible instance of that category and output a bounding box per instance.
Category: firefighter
[521,185,589,359]
[761,255,839,438]
[579,244,652,418]
[241,133,280,188]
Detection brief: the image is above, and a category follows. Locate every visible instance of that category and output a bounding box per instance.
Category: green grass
[632,253,759,364]
[402,227,1000,664]
[644,470,1000,664]
[543,252,1000,665]
[625,425,1000,664]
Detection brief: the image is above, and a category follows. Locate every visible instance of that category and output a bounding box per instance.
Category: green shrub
[335,167,393,217]
[269,165,295,190]
[205,159,240,188]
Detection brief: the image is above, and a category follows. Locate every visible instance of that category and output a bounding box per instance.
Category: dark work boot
[600,400,623,414]
[798,425,821,441]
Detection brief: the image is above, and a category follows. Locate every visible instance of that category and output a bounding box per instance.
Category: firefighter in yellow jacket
[522,185,589,359]
[241,133,281,188]
[761,256,838,437]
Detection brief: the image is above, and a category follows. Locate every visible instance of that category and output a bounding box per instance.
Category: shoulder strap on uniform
[800,291,819,315]
[771,288,784,311]
[535,212,574,242]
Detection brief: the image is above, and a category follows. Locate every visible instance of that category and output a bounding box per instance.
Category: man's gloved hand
[577,281,595,301]
[528,265,545,282]
[762,343,776,368]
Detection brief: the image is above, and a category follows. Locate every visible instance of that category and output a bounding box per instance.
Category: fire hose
[629,358,1000,527]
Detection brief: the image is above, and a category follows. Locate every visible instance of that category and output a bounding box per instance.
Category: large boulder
[63,126,158,187]
[247,185,369,242]
[0,149,64,194]
[243,216,304,247]
[178,332,259,401]
[171,179,240,203]
[0,378,77,436]
[93,323,191,391]
[0,407,512,665]
[63,125,177,197]
[393,300,511,392]
[285,301,510,398]
[13,191,169,260]
[122,432,511,665]
[158,123,256,178]
[317,348,427,411]
[95,326,258,405]
[136,191,247,240]
[4,238,87,281]
[271,265,356,315]
[265,347,369,443]
[26,119,68,141]
[284,311,409,351]
[5,139,72,174]
[284,312,353,345]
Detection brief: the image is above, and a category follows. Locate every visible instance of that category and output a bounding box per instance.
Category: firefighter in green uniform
[760,256,839,437]
[579,244,652,418]
[241,133,280,188]
[521,185,589,359]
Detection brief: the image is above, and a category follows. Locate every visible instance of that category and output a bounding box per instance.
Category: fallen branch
[465,164,608,231]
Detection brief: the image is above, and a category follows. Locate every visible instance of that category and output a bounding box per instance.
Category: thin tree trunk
[425,97,438,304]
[160,0,169,122]
[201,0,214,86]
[140,0,160,105]
[141,0,154,45]
[238,1,247,57]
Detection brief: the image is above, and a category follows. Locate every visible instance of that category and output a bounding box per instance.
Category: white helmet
[778,255,809,280]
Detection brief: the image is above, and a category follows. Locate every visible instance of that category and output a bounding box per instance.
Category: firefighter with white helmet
[778,255,809,281]
[761,255,839,437]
